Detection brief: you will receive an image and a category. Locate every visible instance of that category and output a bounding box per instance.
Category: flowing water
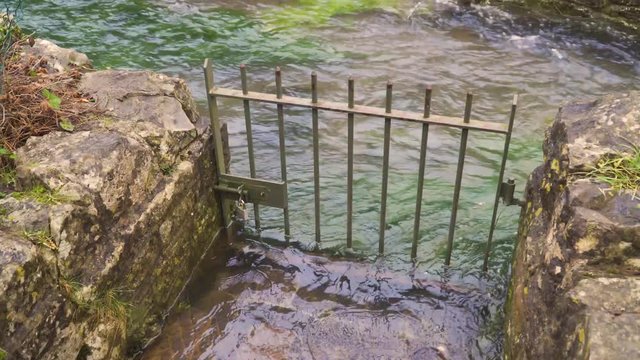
[20,0,640,358]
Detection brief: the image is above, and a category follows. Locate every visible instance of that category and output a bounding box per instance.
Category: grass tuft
[584,146,640,199]
[12,184,68,205]
[22,229,58,251]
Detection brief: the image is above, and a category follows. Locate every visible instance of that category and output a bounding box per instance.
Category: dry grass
[0,38,98,171]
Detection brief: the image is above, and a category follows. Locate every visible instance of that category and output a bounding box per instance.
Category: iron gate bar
[482,94,519,271]
[411,86,432,260]
[379,82,393,255]
[275,67,291,241]
[445,92,473,266]
[209,88,509,134]
[346,77,355,250]
[203,59,231,229]
[240,65,261,231]
[204,58,518,269]
[311,72,321,245]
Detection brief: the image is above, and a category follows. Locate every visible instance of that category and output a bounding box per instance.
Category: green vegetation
[585,146,640,198]
[0,346,7,360]
[159,161,175,176]
[22,229,58,251]
[0,147,17,188]
[42,89,61,110]
[59,277,131,344]
[85,288,130,342]
[12,184,68,205]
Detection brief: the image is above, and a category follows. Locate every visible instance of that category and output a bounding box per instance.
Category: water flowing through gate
[203,59,519,271]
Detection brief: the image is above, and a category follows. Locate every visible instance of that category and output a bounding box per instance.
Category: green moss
[15,265,25,282]
[12,184,68,205]
[550,158,560,173]
[578,326,585,344]
[534,207,543,218]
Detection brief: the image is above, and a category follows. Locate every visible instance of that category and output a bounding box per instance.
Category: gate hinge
[215,174,287,209]
[500,178,524,207]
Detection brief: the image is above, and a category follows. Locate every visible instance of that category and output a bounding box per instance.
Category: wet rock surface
[0,44,224,359]
[504,92,640,359]
[143,241,502,360]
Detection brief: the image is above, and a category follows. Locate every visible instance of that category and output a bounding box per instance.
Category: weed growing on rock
[12,184,68,204]
[22,229,58,251]
[585,146,640,199]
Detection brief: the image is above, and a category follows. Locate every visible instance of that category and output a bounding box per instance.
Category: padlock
[234,196,248,223]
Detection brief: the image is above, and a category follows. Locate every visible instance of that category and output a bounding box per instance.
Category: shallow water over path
[142,241,501,359]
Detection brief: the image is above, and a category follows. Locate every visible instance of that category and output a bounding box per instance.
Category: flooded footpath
[142,239,502,359]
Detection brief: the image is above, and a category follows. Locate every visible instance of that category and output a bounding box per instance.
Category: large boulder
[0,57,225,358]
[504,92,640,359]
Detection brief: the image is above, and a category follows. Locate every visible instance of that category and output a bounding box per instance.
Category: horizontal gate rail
[209,88,509,134]
[203,58,518,270]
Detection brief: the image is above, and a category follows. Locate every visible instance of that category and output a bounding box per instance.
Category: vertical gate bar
[483,94,518,271]
[240,65,260,231]
[203,59,230,228]
[347,77,355,250]
[411,86,432,260]
[203,59,227,175]
[275,67,291,242]
[378,81,393,255]
[445,92,473,266]
[311,72,321,245]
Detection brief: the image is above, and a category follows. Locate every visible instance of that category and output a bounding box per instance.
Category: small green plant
[0,167,16,187]
[42,89,61,110]
[159,162,175,176]
[84,288,131,344]
[59,118,75,132]
[22,229,58,251]
[12,184,68,204]
[584,146,640,198]
[62,280,131,346]
[0,147,17,188]
[0,147,17,160]
[0,346,7,360]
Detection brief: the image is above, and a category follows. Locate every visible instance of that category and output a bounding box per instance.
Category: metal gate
[203,59,519,271]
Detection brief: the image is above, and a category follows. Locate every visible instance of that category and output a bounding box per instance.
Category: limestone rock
[24,39,91,72]
[504,92,640,359]
[0,43,225,359]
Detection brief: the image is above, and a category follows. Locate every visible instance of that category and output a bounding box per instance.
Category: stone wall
[0,41,227,359]
[504,92,640,359]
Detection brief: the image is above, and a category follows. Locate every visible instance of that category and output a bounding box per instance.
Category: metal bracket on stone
[215,174,287,209]
[500,178,524,207]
